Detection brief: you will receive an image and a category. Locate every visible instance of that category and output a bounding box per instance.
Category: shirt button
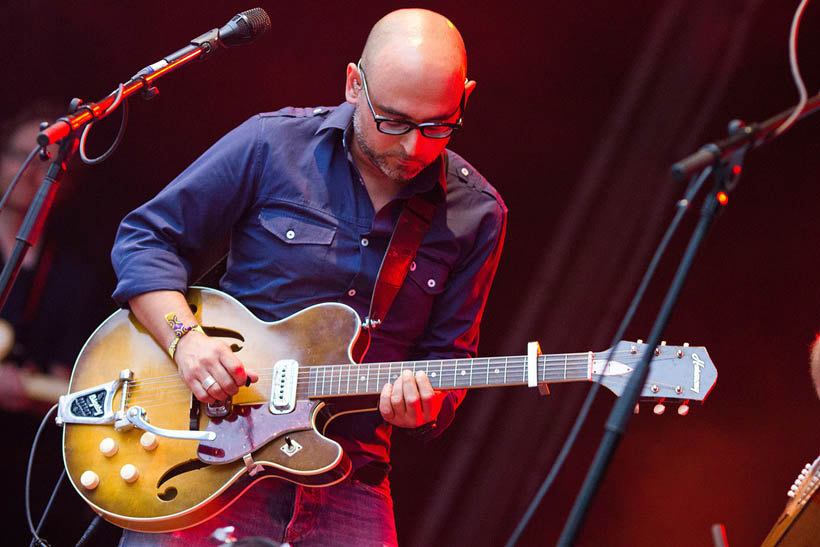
[361,238,369,247]
[285,230,295,240]
[427,279,436,288]
[409,261,416,271]
[348,289,357,297]
[460,167,470,177]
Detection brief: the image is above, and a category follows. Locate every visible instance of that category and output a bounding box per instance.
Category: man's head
[345,9,476,183]
[0,101,65,214]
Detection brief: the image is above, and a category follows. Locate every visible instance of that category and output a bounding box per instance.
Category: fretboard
[304,353,592,397]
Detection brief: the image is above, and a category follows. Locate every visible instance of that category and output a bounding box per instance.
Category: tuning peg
[637,339,644,345]
[633,403,640,414]
[661,341,667,346]
[653,403,666,415]
[683,342,690,347]
[677,404,690,416]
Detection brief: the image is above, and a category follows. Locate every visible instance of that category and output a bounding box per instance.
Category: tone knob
[99,437,118,457]
[140,432,158,451]
[120,464,139,483]
[80,470,99,490]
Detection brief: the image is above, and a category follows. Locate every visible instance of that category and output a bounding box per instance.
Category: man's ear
[463,79,477,107]
[345,62,362,105]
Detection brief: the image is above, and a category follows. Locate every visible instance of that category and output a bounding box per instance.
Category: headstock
[593,340,717,413]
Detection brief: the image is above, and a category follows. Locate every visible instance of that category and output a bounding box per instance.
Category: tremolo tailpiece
[56,368,214,441]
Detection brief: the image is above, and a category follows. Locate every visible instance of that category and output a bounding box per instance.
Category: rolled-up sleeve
[111,116,262,306]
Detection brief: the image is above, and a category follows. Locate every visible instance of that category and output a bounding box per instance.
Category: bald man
[113,9,506,546]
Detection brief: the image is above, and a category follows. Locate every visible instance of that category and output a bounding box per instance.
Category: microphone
[135,8,271,78]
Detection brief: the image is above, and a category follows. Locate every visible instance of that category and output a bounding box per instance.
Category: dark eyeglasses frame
[357,60,465,139]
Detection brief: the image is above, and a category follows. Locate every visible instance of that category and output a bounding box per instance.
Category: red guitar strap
[363,191,436,332]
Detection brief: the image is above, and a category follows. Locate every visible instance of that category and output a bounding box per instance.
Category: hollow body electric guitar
[59,288,717,533]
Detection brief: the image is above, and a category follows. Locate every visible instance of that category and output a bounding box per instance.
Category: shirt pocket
[379,256,450,342]
[257,208,338,301]
[406,256,449,296]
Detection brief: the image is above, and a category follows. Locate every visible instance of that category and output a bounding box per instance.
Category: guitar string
[122,352,681,393]
[123,355,691,407]
[123,350,648,389]
[126,375,691,411]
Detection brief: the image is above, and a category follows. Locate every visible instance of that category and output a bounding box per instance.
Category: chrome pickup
[270,359,299,414]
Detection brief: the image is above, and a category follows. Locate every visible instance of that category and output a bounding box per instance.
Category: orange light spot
[716,191,729,206]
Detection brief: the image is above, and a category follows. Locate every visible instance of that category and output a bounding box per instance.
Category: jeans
[118,478,397,547]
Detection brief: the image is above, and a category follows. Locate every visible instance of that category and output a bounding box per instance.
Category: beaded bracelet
[164,312,205,360]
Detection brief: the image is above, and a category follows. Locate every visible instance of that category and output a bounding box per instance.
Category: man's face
[0,121,52,213]
[351,68,463,183]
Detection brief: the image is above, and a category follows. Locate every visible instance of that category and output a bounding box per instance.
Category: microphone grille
[240,8,271,37]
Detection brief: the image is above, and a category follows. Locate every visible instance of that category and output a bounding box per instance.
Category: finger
[189,383,215,403]
[379,382,394,419]
[390,371,406,416]
[219,348,256,388]
[401,369,421,421]
[415,371,435,421]
[205,366,234,400]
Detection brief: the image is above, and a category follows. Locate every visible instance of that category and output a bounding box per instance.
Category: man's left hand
[379,370,447,428]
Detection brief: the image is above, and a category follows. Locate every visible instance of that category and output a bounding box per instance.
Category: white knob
[677,404,690,416]
[120,464,139,483]
[80,470,99,490]
[140,432,158,451]
[653,403,666,415]
[99,437,118,457]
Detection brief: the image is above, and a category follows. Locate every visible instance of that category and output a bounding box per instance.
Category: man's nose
[400,129,425,157]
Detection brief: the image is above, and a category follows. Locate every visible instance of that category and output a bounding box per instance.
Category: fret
[428,360,442,389]
[312,367,318,397]
[366,361,371,393]
[504,356,508,384]
[469,359,473,387]
[564,354,568,380]
[346,364,351,395]
[337,364,342,396]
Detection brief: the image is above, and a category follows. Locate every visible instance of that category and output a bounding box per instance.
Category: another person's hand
[0,362,31,412]
[174,331,258,403]
[379,369,447,428]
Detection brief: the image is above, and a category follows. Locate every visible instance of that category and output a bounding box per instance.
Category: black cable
[75,515,102,547]
[26,403,59,547]
[80,83,129,165]
[505,166,712,547]
[0,145,42,214]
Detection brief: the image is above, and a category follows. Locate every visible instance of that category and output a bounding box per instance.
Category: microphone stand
[0,27,229,312]
[556,94,820,545]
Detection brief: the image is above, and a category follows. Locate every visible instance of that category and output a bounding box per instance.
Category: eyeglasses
[357,60,464,139]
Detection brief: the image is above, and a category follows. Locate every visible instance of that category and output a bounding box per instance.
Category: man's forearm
[129,290,197,354]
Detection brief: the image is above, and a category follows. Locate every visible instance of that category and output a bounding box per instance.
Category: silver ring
[202,375,217,391]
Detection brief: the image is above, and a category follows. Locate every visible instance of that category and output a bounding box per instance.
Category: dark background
[4,1,820,545]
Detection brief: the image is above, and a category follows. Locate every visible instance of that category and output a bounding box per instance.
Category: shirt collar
[319,102,447,199]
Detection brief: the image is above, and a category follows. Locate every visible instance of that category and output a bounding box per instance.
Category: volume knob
[80,470,99,490]
[99,437,118,457]
[120,464,139,483]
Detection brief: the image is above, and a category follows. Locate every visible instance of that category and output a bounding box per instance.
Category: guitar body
[63,288,365,532]
[61,287,718,533]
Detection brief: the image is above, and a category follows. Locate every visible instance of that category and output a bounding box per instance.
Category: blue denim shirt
[111,102,506,469]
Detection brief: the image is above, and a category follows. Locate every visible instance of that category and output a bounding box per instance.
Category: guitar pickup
[270,359,298,414]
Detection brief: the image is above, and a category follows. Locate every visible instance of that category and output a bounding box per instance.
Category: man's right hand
[173,330,258,403]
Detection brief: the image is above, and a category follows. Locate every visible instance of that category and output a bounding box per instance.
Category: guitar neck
[304,353,592,397]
